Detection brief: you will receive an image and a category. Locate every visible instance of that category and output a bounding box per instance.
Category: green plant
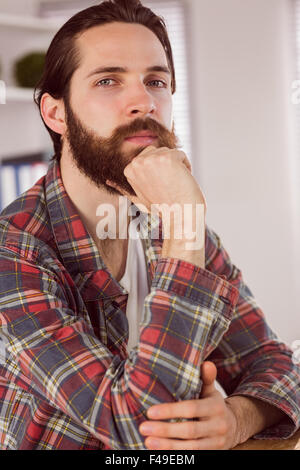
[14,51,46,88]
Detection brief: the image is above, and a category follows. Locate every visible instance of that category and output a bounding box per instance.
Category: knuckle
[178,150,187,158]
[143,156,153,165]
[131,158,140,168]
[157,154,169,164]
[185,421,198,439]
[124,163,133,174]
[174,150,186,161]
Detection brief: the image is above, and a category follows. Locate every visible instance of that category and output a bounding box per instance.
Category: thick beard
[64,98,180,197]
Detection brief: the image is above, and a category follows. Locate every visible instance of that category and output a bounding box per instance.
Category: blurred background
[0,0,299,347]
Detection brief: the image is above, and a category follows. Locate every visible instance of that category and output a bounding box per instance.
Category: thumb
[200,361,218,397]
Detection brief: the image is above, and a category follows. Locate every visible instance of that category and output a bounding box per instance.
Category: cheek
[82,94,119,136]
[156,94,173,130]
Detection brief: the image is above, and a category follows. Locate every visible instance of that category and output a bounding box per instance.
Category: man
[0,0,299,450]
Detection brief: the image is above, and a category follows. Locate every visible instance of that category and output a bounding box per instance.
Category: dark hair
[34,0,176,161]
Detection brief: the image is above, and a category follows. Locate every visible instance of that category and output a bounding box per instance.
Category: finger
[106,179,149,213]
[134,146,192,173]
[144,436,226,451]
[106,180,132,198]
[136,145,157,156]
[201,361,218,384]
[147,398,217,420]
[160,148,192,173]
[130,145,158,162]
[140,418,222,440]
[124,178,152,214]
[201,361,218,397]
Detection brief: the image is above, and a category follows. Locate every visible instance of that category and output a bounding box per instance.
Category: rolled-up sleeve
[205,228,300,439]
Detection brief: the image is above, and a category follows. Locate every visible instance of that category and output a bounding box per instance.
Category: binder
[0,164,17,211]
[0,160,49,212]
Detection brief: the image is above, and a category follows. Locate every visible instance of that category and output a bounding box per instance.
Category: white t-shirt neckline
[119,218,149,352]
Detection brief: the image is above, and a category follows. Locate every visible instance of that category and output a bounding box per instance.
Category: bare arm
[225,395,286,445]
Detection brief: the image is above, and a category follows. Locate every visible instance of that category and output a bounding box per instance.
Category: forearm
[225,395,286,445]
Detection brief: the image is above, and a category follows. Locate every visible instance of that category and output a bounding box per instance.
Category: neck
[60,147,130,248]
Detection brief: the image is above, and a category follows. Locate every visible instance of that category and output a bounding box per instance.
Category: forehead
[75,22,169,72]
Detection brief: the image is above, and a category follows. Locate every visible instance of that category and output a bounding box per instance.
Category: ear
[40,93,67,136]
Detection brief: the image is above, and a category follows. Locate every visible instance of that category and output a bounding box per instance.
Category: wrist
[161,216,206,268]
[225,399,244,447]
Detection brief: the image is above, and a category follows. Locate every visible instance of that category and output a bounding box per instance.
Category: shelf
[6,87,35,103]
[0,12,61,32]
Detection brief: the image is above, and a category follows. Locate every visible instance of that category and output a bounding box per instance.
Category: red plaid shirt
[0,158,299,450]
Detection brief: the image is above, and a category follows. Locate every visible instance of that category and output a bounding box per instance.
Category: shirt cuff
[152,258,239,321]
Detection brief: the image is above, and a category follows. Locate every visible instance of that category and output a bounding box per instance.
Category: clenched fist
[107,146,207,268]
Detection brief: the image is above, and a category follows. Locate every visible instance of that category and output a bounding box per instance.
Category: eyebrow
[85,65,171,79]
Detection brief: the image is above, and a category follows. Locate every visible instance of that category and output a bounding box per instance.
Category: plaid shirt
[0,158,299,450]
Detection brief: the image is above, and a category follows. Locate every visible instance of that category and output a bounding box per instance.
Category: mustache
[105,117,179,149]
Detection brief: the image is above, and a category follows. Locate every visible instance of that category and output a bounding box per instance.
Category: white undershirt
[119,218,149,352]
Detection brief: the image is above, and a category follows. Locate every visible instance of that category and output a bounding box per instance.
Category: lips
[125,133,158,145]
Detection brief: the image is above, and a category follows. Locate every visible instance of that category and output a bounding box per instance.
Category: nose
[125,83,156,118]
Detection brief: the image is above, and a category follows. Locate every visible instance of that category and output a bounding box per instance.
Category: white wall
[186,0,300,345]
[0,0,38,16]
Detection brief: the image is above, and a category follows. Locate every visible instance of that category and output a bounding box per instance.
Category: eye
[147,79,167,88]
[95,78,117,87]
